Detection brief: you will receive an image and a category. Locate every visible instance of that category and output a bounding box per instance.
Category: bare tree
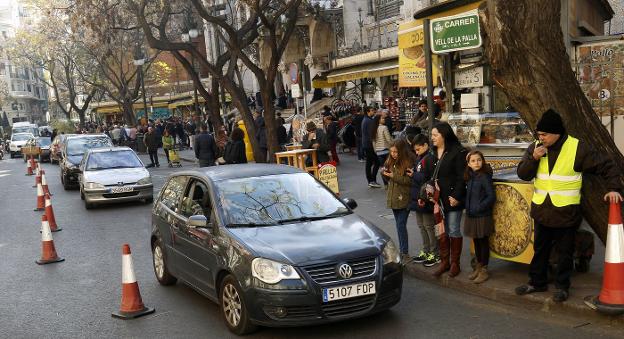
[479,0,624,243]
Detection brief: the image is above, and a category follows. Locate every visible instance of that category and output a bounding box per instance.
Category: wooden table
[275,149,319,177]
[285,144,302,151]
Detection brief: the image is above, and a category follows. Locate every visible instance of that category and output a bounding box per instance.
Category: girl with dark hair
[223,127,247,164]
[431,121,468,278]
[382,139,415,262]
[464,150,495,283]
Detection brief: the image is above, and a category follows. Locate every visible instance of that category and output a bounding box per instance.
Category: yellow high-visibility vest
[532,136,582,207]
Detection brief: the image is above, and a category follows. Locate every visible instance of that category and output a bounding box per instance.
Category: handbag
[418,152,445,201]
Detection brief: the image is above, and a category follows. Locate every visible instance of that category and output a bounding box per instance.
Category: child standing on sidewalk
[382,139,415,263]
[407,134,440,267]
[464,150,496,283]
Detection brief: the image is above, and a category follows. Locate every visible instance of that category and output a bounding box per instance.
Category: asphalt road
[0,155,619,338]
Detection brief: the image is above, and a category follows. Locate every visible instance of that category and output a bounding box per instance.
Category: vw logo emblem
[337,263,352,279]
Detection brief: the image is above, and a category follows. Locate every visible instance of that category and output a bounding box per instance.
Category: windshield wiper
[227,222,276,228]
[107,165,139,169]
[277,212,351,224]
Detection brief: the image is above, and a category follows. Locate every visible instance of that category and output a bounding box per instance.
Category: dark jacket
[353,114,364,137]
[301,128,330,163]
[517,134,622,228]
[223,140,247,164]
[194,132,218,166]
[325,121,339,143]
[277,125,288,145]
[255,116,267,149]
[465,171,496,218]
[361,115,375,150]
[143,132,160,151]
[433,143,467,212]
[409,151,435,213]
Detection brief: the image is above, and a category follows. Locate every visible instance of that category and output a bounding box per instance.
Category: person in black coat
[254,111,267,162]
[223,127,247,164]
[430,122,467,278]
[194,124,218,167]
[301,121,330,164]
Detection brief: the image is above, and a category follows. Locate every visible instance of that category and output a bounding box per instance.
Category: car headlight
[137,177,152,185]
[382,240,401,264]
[251,258,301,284]
[84,182,104,189]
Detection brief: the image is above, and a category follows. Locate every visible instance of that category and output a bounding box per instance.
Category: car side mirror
[343,198,358,210]
[188,215,208,228]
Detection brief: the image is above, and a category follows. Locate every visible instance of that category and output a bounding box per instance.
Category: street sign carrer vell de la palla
[430,9,482,54]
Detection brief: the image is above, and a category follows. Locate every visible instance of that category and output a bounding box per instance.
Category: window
[161,176,188,211]
[85,150,143,171]
[180,179,211,219]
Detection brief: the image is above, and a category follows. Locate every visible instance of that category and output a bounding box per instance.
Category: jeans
[444,210,463,238]
[164,148,171,163]
[529,223,576,290]
[393,208,410,254]
[377,153,389,185]
[330,140,340,164]
[356,136,364,160]
[364,148,380,184]
[415,211,437,254]
[148,149,159,166]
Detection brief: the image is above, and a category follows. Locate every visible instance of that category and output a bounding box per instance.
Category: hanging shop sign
[397,22,438,88]
[454,66,484,89]
[430,9,482,54]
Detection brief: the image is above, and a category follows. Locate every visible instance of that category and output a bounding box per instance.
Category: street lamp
[133,46,149,124]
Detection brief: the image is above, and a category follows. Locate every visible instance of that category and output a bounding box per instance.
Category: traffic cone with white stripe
[111,244,155,319]
[593,202,624,315]
[36,214,64,265]
[41,170,52,196]
[33,167,42,188]
[34,183,45,211]
[26,158,33,176]
[45,194,61,232]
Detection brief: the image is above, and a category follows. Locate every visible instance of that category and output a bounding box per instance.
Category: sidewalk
[158,148,197,164]
[333,150,623,325]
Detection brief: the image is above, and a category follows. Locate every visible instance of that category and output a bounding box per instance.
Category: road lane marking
[0,174,10,178]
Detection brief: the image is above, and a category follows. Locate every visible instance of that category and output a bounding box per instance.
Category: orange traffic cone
[36,214,64,265]
[34,183,45,211]
[26,158,33,176]
[45,194,61,232]
[111,244,155,319]
[41,170,52,196]
[33,167,42,188]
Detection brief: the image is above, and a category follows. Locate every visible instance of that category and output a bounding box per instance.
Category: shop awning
[312,73,331,88]
[168,96,206,109]
[326,59,398,84]
[95,106,123,114]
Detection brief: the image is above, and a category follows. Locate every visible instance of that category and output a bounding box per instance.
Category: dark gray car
[151,164,403,335]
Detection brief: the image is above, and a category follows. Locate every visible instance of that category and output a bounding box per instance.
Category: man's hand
[308,133,316,141]
[533,145,548,161]
[449,196,459,207]
[604,191,624,204]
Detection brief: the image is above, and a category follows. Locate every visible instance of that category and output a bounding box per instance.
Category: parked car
[9,132,34,158]
[151,164,403,335]
[79,147,153,209]
[50,134,75,164]
[23,136,52,163]
[60,134,112,190]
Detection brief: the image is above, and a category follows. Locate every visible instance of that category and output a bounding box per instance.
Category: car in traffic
[150,164,403,335]
[23,136,52,163]
[50,134,75,164]
[8,132,34,158]
[60,134,112,190]
[79,147,153,209]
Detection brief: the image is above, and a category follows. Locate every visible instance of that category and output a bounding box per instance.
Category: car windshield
[86,150,142,171]
[66,137,111,156]
[215,173,350,227]
[37,137,51,146]
[12,134,31,141]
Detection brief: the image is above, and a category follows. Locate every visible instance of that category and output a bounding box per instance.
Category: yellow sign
[318,163,339,195]
[398,24,438,88]
[489,181,535,264]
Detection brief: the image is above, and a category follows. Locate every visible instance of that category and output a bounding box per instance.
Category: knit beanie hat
[536,109,566,134]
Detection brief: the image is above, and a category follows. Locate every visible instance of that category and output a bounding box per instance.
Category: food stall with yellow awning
[326,60,399,84]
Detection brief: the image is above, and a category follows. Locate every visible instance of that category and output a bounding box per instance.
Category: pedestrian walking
[302,121,330,164]
[407,134,439,267]
[143,127,160,168]
[463,150,496,284]
[323,112,340,165]
[431,122,467,278]
[162,129,174,165]
[353,107,365,162]
[223,127,248,164]
[194,124,219,167]
[515,109,623,302]
[362,107,381,188]
[382,139,414,263]
[373,114,393,189]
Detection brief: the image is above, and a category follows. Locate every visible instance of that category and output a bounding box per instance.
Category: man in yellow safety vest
[515,109,622,302]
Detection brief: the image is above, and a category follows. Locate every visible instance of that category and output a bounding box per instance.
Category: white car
[79,147,153,209]
[9,132,35,158]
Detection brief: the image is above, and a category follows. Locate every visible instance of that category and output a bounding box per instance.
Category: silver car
[79,147,153,209]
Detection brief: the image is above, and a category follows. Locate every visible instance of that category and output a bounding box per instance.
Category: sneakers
[368,182,381,188]
[423,253,441,267]
[515,284,548,295]
[553,289,569,302]
[358,159,366,163]
[413,251,428,263]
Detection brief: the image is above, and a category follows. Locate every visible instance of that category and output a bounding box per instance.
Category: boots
[448,237,463,277]
[468,262,482,280]
[473,266,489,284]
[432,235,450,277]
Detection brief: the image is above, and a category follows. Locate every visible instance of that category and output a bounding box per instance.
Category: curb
[403,263,624,325]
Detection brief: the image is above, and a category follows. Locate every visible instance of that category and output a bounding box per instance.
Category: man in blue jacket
[362,107,380,188]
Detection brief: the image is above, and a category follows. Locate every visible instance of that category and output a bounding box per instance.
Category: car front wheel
[152,239,177,286]
[220,275,256,335]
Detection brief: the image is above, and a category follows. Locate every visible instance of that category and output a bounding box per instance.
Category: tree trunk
[261,85,279,163]
[121,99,135,125]
[479,0,624,244]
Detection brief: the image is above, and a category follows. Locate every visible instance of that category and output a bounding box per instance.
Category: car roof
[173,164,304,182]
[66,134,109,140]
[12,132,33,138]
[87,146,134,154]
